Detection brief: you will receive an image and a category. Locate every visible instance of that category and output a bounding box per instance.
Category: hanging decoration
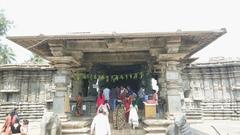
[72,71,146,81]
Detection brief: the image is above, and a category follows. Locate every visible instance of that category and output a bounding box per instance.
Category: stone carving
[40,112,62,135]
[166,114,192,135]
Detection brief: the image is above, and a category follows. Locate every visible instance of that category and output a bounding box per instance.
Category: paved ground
[191,120,240,135]
[1,120,240,135]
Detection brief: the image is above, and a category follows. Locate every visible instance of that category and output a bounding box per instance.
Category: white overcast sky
[0,0,239,63]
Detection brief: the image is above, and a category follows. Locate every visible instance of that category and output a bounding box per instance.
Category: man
[90,108,111,135]
[103,87,110,102]
[110,86,118,111]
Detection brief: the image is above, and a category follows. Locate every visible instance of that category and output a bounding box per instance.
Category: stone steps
[184,102,240,120]
[61,118,91,135]
[0,102,45,122]
[143,126,166,133]
[62,128,90,135]
[143,119,172,134]
[184,108,203,120]
[145,133,166,135]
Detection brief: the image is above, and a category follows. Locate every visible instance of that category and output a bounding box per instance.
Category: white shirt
[103,88,110,100]
[90,113,111,135]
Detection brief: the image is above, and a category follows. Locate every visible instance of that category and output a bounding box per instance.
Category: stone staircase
[0,102,45,123]
[61,117,91,135]
[184,108,203,123]
[201,102,240,120]
[143,119,172,135]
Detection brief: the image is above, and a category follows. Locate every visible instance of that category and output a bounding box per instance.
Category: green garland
[72,71,145,81]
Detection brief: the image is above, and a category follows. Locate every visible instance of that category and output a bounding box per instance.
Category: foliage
[0,44,16,64]
[30,53,46,64]
[0,10,15,64]
[72,71,144,82]
[0,10,11,36]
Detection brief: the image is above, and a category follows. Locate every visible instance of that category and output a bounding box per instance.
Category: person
[126,86,133,96]
[11,119,21,134]
[76,92,83,116]
[152,89,158,105]
[128,101,139,129]
[1,112,17,135]
[12,108,19,122]
[138,86,145,101]
[112,103,125,130]
[96,89,105,111]
[90,108,111,135]
[103,87,110,102]
[152,89,160,117]
[123,95,132,122]
[20,119,29,135]
[119,86,128,101]
[110,86,118,111]
[97,100,110,117]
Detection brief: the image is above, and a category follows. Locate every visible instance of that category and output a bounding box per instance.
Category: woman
[76,92,83,116]
[128,101,139,129]
[123,95,132,122]
[113,103,125,130]
[1,112,17,135]
[96,89,105,111]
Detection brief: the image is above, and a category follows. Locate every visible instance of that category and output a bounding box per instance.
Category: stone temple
[2,28,238,134]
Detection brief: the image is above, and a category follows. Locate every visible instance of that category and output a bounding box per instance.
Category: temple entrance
[79,63,153,97]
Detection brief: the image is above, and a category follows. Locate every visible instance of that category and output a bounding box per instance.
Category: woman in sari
[96,89,105,111]
[1,112,17,135]
[76,92,83,116]
[113,103,125,130]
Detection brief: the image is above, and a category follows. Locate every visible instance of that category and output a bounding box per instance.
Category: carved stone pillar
[165,61,183,116]
[47,57,78,117]
[53,66,71,115]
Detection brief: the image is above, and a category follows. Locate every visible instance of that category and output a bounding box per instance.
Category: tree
[0,44,16,64]
[0,10,15,64]
[0,10,11,36]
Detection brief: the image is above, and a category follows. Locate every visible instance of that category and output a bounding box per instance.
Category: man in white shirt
[90,108,111,135]
[103,87,110,101]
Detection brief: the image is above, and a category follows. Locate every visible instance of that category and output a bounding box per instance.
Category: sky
[0,0,239,63]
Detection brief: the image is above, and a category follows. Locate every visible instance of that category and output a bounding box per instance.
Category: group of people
[91,85,148,135]
[1,108,29,135]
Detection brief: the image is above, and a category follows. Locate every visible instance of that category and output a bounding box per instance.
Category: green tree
[0,10,11,36]
[0,10,15,64]
[30,53,46,64]
[0,44,15,64]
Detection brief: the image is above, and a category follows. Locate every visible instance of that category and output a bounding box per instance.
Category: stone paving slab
[191,120,240,135]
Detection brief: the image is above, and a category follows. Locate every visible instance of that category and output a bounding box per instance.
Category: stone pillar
[53,66,71,116]
[47,56,79,117]
[165,61,183,116]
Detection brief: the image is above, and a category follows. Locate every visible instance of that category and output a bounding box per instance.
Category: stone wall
[182,61,240,102]
[0,65,55,103]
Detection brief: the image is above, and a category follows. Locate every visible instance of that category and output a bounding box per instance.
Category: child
[20,119,29,135]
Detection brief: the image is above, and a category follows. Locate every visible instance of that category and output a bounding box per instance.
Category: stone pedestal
[167,89,182,114]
